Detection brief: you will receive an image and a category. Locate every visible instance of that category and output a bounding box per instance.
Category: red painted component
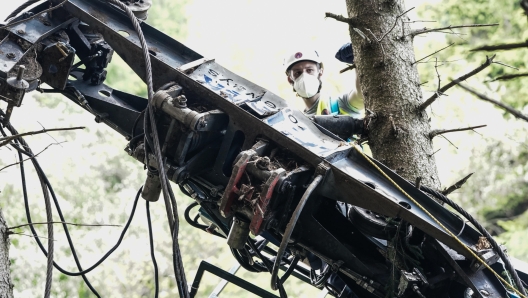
[250,168,285,235]
[219,150,255,217]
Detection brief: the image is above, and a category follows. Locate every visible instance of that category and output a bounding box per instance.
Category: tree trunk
[0,208,13,298]
[346,0,441,189]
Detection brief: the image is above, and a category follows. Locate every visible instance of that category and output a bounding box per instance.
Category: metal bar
[190,261,279,298]
[208,263,241,298]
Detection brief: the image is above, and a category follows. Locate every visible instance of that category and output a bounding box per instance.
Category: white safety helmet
[283,50,322,74]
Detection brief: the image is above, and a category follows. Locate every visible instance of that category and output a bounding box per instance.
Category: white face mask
[293,72,320,98]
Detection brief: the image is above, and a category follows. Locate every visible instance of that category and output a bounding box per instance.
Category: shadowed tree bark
[343,1,441,189]
[0,208,13,298]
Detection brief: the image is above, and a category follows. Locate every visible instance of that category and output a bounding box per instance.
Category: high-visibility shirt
[303,89,364,117]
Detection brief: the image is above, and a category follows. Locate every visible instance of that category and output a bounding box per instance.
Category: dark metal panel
[69,74,147,138]
[6,9,75,44]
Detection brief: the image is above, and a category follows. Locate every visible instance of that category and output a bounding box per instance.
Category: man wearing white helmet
[284,48,363,117]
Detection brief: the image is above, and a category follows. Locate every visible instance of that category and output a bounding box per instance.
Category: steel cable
[417,184,527,296]
[104,1,189,296]
[146,201,159,298]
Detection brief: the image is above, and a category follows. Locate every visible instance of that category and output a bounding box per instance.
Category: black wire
[184,202,225,238]
[246,239,288,298]
[146,201,159,298]
[417,184,528,296]
[131,110,145,139]
[280,255,300,285]
[230,248,262,273]
[271,175,322,292]
[0,120,101,298]
[12,139,143,276]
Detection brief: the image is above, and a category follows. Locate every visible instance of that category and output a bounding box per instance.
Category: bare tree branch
[418,54,496,111]
[429,124,487,139]
[439,134,458,150]
[325,12,358,25]
[412,43,455,65]
[0,126,84,147]
[9,221,121,230]
[410,23,499,37]
[442,173,474,196]
[340,63,356,73]
[456,83,528,122]
[491,73,528,81]
[471,40,528,52]
[0,142,63,172]
[7,232,56,241]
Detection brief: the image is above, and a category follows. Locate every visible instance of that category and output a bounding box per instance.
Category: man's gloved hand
[335,42,354,64]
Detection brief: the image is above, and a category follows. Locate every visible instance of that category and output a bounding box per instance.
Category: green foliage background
[0,0,527,297]
[418,0,528,261]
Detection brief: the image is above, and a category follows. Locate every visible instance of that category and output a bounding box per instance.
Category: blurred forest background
[0,0,527,297]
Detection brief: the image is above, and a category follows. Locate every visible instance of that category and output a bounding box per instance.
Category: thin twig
[410,23,498,37]
[429,124,486,139]
[418,54,496,111]
[492,61,519,70]
[456,83,528,122]
[429,148,441,157]
[471,40,528,52]
[0,126,84,147]
[403,20,437,24]
[442,173,474,196]
[434,58,441,92]
[8,232,56,241]
[412,43,454,65]
[0,0,69,30]
[0,142,63,172]
[439,135,458,149]
[415,58,465,64]
[9,221,121,230]
[379,7,414,42]
[352,28,370,43]
[491,73,528,81]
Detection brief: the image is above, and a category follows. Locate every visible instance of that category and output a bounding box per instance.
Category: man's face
[287,61,322,84]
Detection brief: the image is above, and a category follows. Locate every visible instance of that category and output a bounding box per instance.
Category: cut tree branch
[340,63,356,73]
[9,221,121,230]
[418,54,496,111]
[410,23,498,37]
[0,126,84,147]
[429,124,486,139]
[325,12,358,26]
[442,173,473,196]
[471,40,528,52]
[456,83,528,122]
[491,73,528,81]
